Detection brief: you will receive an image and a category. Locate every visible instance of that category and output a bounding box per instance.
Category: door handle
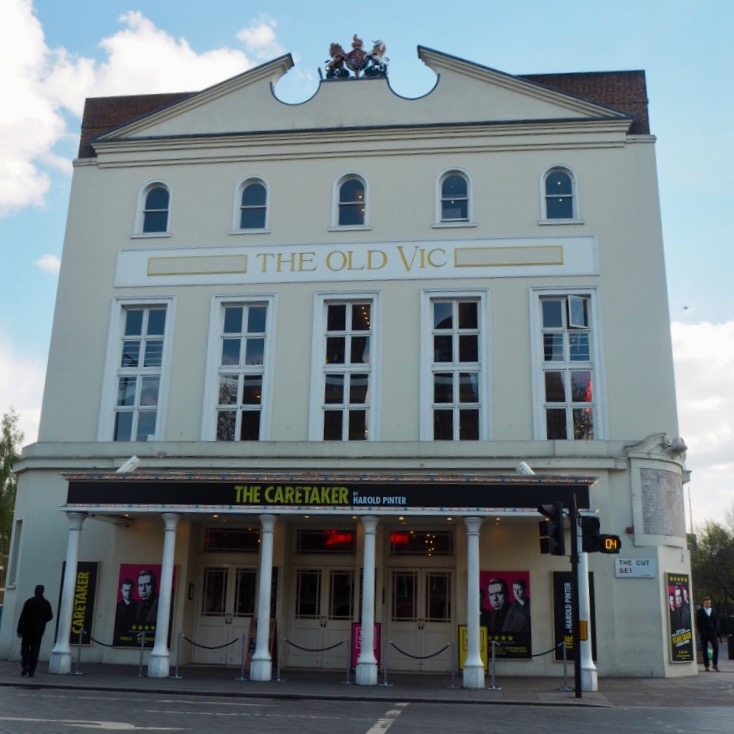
[225,613,233,624]
[319,615,327,628]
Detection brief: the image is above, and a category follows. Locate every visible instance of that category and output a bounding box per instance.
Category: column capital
[463,516,483,535]
[161,512,181,529]
[259,514,277,532]
[360,515,379,533]
[66,512,87,531]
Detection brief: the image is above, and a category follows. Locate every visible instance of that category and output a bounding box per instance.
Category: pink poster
[479,570,531,658]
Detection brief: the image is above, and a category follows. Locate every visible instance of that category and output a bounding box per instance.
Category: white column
[356,515,379,686]
[147,512,180,678]
[463,516,485,689]
[577,523,598,692]
[250,514,276,681]
[49,512,87,674]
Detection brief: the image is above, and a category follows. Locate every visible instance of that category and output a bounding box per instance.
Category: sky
[1,0,731,531]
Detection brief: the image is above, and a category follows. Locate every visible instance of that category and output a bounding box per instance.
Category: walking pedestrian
[16,584,54,677]
[695,596,721,672]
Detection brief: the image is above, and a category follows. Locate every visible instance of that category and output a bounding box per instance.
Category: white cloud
[34,254,61,273]
[0,336,45,447]
[236,15,284,60]
[671,320,734,528]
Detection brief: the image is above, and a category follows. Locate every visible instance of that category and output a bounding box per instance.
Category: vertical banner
[666,572,694,663]
[552,572,596,661]
[57,561,99,645]
[479,571,531,659]
[113,563,176,647]
[350,622,382,668]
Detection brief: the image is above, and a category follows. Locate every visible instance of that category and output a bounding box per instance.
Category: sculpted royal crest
[325,35,389,79]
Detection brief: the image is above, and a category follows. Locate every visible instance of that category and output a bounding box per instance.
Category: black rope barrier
[181,634,240,651]
[388,639,451,660]
[531,641,565,658]
[282,637,347,653]
[88,635,116,648]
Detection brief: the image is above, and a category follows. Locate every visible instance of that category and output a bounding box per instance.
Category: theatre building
[0,41,693,686]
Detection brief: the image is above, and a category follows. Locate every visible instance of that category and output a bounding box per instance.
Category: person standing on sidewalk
[695,596,721,672]
[16,584,54,677]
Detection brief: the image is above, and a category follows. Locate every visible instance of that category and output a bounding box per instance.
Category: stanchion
[235,634,247,681]
[379,638,392,687]
[486,640,501,690]
[275,636,284,682]
[137,632,146,678]
[448,641,456,689]
[171,632,183,679]
[71,628,85,675]
[343,639,351,685]
[558,640,571,692]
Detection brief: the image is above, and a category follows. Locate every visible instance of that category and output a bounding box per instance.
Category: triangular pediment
[94,46,632,147]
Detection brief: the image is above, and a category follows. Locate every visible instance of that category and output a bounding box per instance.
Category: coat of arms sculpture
[325,35,389,79]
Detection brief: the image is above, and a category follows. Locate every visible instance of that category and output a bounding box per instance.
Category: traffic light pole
[569,494,582,699]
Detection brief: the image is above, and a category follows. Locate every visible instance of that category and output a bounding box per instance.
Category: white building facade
[0,44,693,685]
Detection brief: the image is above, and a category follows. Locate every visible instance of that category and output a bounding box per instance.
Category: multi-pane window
[142,184,170,233]
[430,298,481,440]
[540,295,594,439]
[544,168,575,220]
[440,172,469,222]
[114,306,166,441]
[338,177,366,226]
[321,301,372,440]
[216,302,268,441]
[239,180,267,229]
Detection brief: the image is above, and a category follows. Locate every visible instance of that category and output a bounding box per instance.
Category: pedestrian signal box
[599,534,621,554]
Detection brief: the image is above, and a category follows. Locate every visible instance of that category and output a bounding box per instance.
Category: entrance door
[288,567,355,669]
[387,569,453,672]
[193,566,256,664]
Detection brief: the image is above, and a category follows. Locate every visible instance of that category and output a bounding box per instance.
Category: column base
[147,653,170,678]
[462,664,486,689]
[249,657,272,681]
[355,661,378,686]
[581,665,598,692]
[49,650,72,675]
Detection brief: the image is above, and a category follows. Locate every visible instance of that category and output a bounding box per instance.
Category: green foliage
[690,518,734,616]
[0,409,23,587]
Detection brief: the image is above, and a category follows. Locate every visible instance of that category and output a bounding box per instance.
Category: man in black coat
[695,596,721,672]
[16,584,54,677]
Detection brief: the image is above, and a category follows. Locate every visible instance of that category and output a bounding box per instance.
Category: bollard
[236,634,247,681]
[487,640,501,690]
[71,628,85,676]
[558,640,571,692]
[171,632,183,679]
[137,632,146,678]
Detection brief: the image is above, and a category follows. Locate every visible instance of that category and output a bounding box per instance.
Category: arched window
[338,176,366,226]
[142,184,170,233]
[544,168,576,220]
[440,172,469,222]
[239,180,267,230]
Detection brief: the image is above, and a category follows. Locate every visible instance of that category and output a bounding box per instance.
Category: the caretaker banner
[57,561,99,646]
[552,572,597,662]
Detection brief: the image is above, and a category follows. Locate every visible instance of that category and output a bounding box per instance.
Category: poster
[479,571,531,659]
[113,563,176,647]
[56,561,99,646]
[666,572,694,663]
[552,572,596,661]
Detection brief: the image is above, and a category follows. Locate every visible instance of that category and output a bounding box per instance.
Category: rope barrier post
[171,632,183,680]
[486,640,501,690]
[343,638,351,685]
[137,631,146,678]
[558,640,571,692]
[448,640,456,689]
[276,636,284,682]
[235,634,247,681]
[380,639,392,686]
[71,627,84,675]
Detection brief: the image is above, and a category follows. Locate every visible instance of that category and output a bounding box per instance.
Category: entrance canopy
[64,471,596,517]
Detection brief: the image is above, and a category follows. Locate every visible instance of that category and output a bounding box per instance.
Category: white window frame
[419,289,491,441]
[539,165,582,224]
[231,177,270,234]
[433,168,476,228]
[98,296,175,441]
[329,173,371,231]
[133,180,172,237]
[529,286,606,440]
[308,291,381,441]
[201,294,276,441]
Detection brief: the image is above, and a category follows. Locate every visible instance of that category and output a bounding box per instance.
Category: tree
[0,408,23,593]
[690,518,734,616]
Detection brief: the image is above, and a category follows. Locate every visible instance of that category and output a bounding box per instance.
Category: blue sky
[1,0,732,528]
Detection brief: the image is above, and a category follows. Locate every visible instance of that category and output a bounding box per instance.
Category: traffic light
[599,534,622,554]
[538,501,565,556]
[580,516,601,553]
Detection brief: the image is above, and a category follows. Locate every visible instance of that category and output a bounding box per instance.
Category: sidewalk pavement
[1,656,733,708]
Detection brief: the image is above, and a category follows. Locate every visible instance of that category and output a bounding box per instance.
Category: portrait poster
[56,561,99,646]
[666,572,694,663]
[113,563,176,647]
[552,571,597,661]
[479,570,531,659]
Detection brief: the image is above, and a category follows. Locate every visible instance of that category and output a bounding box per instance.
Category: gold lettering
[427,248,447,267]
[346,251,365,271]
[397,245,421,271]
[256,253,275,272]
[298,252,317,272]
[367,250,387,269]
[326,250,348,271]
